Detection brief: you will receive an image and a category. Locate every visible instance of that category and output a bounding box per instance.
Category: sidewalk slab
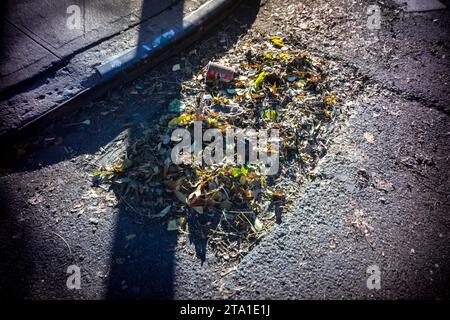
[0,0,238,138]
[0,21,59,90]
[1,1,179,93]
[393,0,446,12]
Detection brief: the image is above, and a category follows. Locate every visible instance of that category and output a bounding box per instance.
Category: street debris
[206,62,235,82]
[364,131,375,143]
[371,174,394,192]
[172,64,181,72]
[93,34,363,261]
[356,168,371,188]
[350,208,374,248]
[89,217,99,225]
[28,193,44,205]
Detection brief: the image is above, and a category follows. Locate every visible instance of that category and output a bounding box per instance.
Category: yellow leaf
[297,92,306,99]
[112,165,124,173]
[168,114,192,127]
[178,216,186,227]
[300,152,310,162]
[270,36,284,47]
[261,176,267,188]
[230,167,241,177]
[253,71,266,89]
[263,109,278,121]
[207,118,219,127]
[263,52,274,60]
[296,80,306,89]
[325,95,337,106]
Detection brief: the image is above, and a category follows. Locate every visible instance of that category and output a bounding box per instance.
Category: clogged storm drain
[93,35,364,261]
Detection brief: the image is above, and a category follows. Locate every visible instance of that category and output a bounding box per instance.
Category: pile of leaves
[94,36,351,260]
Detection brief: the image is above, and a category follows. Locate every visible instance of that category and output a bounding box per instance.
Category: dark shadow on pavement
[0,188,32,298]
[106,0,261,298]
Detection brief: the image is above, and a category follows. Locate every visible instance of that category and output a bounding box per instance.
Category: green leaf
[168,114,192,127]
[253,71,266,90]
[93,170,110,176]
[230,167,241,177]
[296,80,307,89]
[263,53,274,60]
[263,109,278,121]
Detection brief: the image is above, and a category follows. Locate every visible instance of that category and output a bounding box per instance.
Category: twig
[51,232,72,256]
[210,229,242,238]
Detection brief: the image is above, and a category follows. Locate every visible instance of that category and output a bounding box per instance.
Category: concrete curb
[1,0,241,143]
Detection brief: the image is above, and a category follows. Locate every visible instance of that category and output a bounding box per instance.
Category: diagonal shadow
[104,0,185,299]
[105,0,261,299]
